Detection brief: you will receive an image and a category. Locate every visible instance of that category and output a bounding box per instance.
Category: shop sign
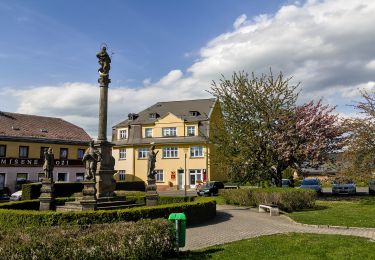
[0,158,83,167]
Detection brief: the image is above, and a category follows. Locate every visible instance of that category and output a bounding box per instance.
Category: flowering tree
[337,91,375,181]
[210,71,343,186]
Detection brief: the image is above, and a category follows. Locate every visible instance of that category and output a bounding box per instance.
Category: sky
[0,0,374,137]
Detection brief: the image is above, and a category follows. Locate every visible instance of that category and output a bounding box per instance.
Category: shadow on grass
[168,248,224,259]
[292,205,329,212]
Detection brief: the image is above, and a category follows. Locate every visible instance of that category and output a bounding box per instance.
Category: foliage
[0,219,174,260]
[180,234,375,259]
[0,197,74,210]
[336,90,375,181]
[219,188,315,212]
[288,197,375,228]
[0,198,216,229]
[210,71,342,186]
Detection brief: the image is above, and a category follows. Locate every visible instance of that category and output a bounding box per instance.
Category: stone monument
[145,145,159,206]
[94,46,116,198]
[39,148,55,211]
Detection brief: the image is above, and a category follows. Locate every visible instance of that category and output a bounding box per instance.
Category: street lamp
[183,147,188,197]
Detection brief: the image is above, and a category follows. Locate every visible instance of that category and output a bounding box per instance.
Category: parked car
[10,190,22,201]
[197,181,224,196]
[300,178,322,193]
[369,180,375,195]
[332,180,356,195]
[282,179,292,188]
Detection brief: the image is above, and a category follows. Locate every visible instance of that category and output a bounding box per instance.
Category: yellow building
[112,98,225,191]
[0,111,91,192]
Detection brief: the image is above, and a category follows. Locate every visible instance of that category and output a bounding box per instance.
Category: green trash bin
[168,213,187,247]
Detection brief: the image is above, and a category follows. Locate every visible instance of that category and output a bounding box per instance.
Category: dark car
[282,179,293,187]
[369,180,375,195]
[300,178,322,193]
[197,181,224,196]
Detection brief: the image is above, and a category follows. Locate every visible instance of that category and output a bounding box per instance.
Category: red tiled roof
[0,111,91,142]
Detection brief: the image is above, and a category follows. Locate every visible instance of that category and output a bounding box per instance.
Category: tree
[210,71,343,186]
[337,90,375,181]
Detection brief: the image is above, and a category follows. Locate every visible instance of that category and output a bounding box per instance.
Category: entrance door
[0,174,4,190]
[189,169,202,188]
[177,170,184,190]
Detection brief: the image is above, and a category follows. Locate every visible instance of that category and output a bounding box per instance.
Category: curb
[280,214,375,231]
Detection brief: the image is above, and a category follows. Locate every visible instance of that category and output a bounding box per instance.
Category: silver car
[369,180,375,195]
[332,181,356,195]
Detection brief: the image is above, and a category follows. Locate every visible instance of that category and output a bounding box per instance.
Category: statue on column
[43,148,54,181]
[82,141,102,181]
[96,46,111,76]
[147,145,159,180]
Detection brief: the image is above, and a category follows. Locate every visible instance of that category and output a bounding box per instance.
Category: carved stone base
[146,179,159,206]
[39,178,55,211]
[80,181,97,210]
[96,169,116,198]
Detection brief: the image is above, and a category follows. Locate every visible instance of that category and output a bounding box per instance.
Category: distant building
[112,98,225,191]
[0,111,91,192]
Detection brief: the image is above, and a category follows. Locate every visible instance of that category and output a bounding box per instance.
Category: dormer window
[187,126,196,136]
[128,113,139,121]
[118,129,128,139]
[149,113,159,119]
[189,111,200,116]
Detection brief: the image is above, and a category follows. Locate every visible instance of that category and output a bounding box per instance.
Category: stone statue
[96,46,111,76]
[147,145,159,180]
[82,141,102,181]
[43,148,54,181]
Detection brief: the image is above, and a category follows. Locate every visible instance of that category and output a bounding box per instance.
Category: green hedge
[0,218,175,259]
[0,198,216,229]
[116,181,146,191]
[0,197,75,210]
[219,188,316,212]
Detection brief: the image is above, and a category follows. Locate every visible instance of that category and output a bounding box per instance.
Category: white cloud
[233,14,247,29]
[5,0,375,138]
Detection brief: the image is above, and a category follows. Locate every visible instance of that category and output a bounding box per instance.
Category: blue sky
[1,0,374,137]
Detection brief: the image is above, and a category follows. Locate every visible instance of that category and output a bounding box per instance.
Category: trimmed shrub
[0,198,216,229]
[116,181,146,191]
[220,188,316,212]
[158,196,195,205]
[22,182,84,200]
[0,218,175,259]
[0,198,74,210]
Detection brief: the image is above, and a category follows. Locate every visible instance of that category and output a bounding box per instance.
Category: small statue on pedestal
[43,148,54,181]
[147,145,159,180]
[82,141,102,181]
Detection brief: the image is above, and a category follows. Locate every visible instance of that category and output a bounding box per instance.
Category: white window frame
[155,169,164,182]
[144,128,153,138]
[119,149,126,160]
[57,172,68,182]
[16,173,28,181]
[119,129,128,139]
[118,170,126,181]
[162,147,178,158]
[76,172,84,182]
[190,146,203,158]
[138,148,149,159]
[162,127,177,137]
[187,126,196,136]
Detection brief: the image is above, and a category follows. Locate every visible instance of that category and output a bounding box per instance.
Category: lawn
[288,197,375,228]
[177,233,375,259]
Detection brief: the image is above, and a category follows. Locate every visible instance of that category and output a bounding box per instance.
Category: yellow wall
[113,147,134,180]
[0,140,87,159]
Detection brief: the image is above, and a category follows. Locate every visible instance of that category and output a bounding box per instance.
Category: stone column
[39,179,55,211]
[98,80,109,142]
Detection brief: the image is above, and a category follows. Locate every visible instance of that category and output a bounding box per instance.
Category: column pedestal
[80,181,97,210]
[95,140,116,198]
[146,179,159,206]
[39,179,55,211]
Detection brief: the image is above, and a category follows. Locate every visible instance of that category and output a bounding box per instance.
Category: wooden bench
[258,204,279,216]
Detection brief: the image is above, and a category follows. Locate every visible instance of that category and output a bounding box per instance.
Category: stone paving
[182,204,375,251]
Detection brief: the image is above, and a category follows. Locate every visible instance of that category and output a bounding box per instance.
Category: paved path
[182,205,375,251]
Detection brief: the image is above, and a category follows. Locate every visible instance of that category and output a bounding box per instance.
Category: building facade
[112,98,226,191]
[0,111,91,192]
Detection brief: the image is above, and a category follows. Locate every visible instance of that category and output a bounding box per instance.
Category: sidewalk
[182,204,375,251]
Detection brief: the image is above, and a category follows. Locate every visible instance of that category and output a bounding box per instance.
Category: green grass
[177,233,375,259]
[288,197,375,228]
